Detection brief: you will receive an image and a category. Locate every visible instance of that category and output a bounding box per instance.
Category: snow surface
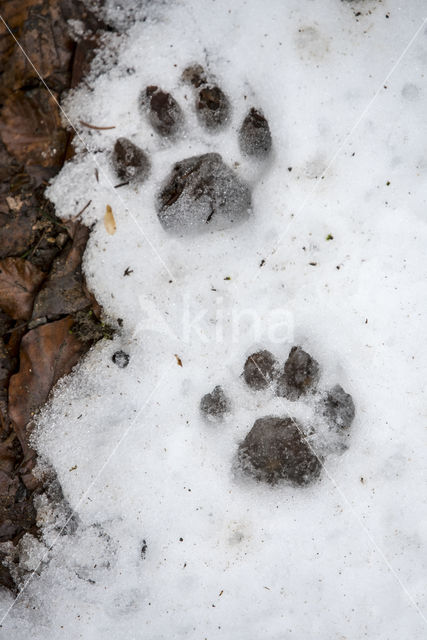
[2,0,427,638]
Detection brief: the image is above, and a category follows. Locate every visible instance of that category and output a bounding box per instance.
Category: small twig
[72,199,92,221]
[28,230,46,259]
[79,120,116,130]
[3,321,29,335]
[114,181,129,189]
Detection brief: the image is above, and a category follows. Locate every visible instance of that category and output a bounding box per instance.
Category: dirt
[200,385,230,422]
[238,108,272,158]
[144,86,183,137]
[320,384,356,431]
[157,152,251,233]
[276,346,320,400]
[112,137,151,184]
[0,0,114,592]
[182,64,230,129]
[196,85,230,130]
[243,350,279,390]
[182,64,207,88]
[238,416,322,486]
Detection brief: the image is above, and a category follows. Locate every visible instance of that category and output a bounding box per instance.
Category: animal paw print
[200,346,355,487]
[110,64,272,233]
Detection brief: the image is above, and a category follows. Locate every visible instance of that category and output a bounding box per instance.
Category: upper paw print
[110,64,272,234]
[200,345,355,488]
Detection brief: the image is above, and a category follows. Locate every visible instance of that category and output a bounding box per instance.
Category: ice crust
[2,0,427,638]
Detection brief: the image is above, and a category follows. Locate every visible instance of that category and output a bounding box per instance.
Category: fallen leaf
[0,89,67,180]
[104,205,116,235]
[0,258,45,320]
[8,316,88,486]
[0,0,74,100]
[5,196,23,212]
[0,0,111,577]
[0,0,40,77]
[175,354,183,367]
[0,332,18,441]
[31,222,91,321]
[71,35,100,89]
[0,206,37,260]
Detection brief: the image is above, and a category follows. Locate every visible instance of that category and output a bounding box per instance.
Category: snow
[2,0,427,638]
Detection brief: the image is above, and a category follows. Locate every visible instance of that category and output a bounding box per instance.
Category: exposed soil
[238,416,323,486]
[112,137,151,184]
[0,0,114,592]
[238,107,273,158]
[243,350,279,390]
[157,152,251,232]
[143,86,183,137]
[199,385,230,422]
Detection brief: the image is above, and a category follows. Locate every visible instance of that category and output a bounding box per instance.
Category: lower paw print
[111,64,272,234]
[200,346,355,487]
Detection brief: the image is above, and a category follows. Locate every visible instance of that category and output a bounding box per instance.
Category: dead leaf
[0,0,40,72]
[71,35,99,89]
[104,205,116,235]
[175,354,183,367]
[0,258,45,320]
[0,0,111,577]
[8,316,88,479]
[0,0,74,100]
[0,337,14,439]
[0,432,16,475]
[31,222,90,320]
[5,196,23,212]
[0,207,38,260]
[0,88,67,179]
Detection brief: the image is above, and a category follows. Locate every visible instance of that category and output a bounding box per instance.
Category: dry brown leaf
[31,222,90,321]
[0,337,14,439]
[5,196,23,212]
[8,317,88,478]
[175,354,183,367]
[71,36,101,89]
[104,205,116,235]
[0,258,45,320]
[0,0,73,100]
[0,206,37,260]
[0,89,67,178]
